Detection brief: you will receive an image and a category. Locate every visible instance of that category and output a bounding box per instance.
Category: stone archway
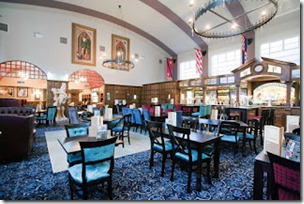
[68,69,105,106]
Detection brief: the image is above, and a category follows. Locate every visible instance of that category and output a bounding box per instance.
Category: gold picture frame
[111,34,130,62]
[72,23,96,66]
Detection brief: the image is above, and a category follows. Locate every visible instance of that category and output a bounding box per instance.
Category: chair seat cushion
[68,161,111,184]
[191,112,200,117]
[237,132,254,139]
[35,115,47,120]
[175,149,209,162]
[153,141,174,152]
[202,145,214,156]
[112,126,123,132]
[220,134,241,143]
[67,152,82,164]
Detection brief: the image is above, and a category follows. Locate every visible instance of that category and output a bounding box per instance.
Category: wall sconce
[106,92,110,101]
[168,94,171,100]
[134,94,137,100]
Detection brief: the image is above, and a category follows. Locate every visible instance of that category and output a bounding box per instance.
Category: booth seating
[0,107,35,161]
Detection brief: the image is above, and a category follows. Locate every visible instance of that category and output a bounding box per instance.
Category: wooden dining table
[160,127,222,192]
[198,119,249,156]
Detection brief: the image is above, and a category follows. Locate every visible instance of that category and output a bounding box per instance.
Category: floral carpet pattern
[0,125,264,200]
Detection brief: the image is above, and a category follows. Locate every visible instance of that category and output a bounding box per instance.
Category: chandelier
[102,5,135,71]
[192,0,278,38]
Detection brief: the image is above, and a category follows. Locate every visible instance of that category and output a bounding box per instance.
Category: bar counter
[212,105,300,128]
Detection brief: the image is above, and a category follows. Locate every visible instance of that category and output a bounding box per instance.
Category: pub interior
[0,0,301,201]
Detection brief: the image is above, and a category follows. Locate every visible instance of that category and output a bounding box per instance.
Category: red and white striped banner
[195,48,203,74]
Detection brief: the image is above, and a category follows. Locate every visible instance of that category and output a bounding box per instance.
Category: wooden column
[285,82,292,107]
[236,85,240,105]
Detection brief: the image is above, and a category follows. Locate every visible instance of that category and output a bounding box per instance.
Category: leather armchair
[0,114,35,161]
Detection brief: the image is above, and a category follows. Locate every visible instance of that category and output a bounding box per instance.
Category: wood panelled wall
[104,81,180,108]
[104,84,142,109]
[142,81,179,105]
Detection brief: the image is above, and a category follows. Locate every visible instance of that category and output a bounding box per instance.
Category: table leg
[197,146,202,191]
[253,160,263,200]
[242,127,246,157]
[213,138,220,178]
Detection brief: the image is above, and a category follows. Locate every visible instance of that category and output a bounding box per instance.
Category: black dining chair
[111,113,132,147]
[238,118,259,154]
[198,118,220,157]
[68,136,118,200]
[219,121,241,154]
[267,151,300,200]
[167,124,211,193]
[146,120,174,177]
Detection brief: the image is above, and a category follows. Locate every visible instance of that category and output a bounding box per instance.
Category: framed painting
[0,87,14,97]
[72,23,96,66]
[17,87,28,97]
[111,34,130,63]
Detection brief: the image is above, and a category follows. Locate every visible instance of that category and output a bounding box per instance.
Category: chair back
[261,109,270,125]
[205,105,211,117]
[122,107,129,116]
[146,120,166,150]
[122,113,132,131]
[167,124,193,161]
[143,109,151,121]
[161,104,168,113]
[65,124,89,137]
[247,118,259,136]
[219,120,240,138]
[198,105,207,118]
[174,104,182,111]
[79,136,117,183]
[292,127,300,135]
[67,107,80,124]
[198,118,220,133]
[267,151,300,200]
[47,106,57,121]
[133,108,144,125]
[175,110,183,127]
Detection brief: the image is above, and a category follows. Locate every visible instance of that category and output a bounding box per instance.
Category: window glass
[179,60,200,80]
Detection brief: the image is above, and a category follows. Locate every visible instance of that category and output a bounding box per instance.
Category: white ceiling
[2,0,301,56]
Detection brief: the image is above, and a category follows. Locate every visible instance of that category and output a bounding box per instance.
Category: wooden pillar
[294,81,300,106]
[202,87,206,104]
[236,85,240,105]
[285,82,292,107]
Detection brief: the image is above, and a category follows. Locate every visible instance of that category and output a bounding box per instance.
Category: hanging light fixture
[102,4,134,71]
[192,0,278,38]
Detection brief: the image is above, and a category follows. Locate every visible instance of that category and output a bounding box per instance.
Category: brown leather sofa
[0,107,35,161]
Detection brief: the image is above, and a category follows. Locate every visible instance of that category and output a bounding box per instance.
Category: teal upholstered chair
[219,121,241,154]
[191,105,206,118]
[68,136,117,200]
[133,108,145,133]
[205,105,211,118]
[167,124,211,193]
[167,104,174,110]
[146,120,175,177]
[64,124,89,167]
[35,106,57,126]
[237,118,259,154]
[161,103,168,113]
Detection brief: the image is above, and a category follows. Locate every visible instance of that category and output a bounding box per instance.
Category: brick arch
[68,69,104,88]
[0,60,47,81]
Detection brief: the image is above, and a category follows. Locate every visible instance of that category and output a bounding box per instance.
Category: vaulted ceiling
[0,0,300,58]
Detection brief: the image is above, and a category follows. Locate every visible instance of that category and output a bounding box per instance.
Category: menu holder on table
[263,125,284,156]
[211,109,218,120]
[286,115,300,133]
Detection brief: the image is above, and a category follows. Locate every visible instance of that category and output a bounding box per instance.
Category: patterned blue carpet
[0,125,263,200]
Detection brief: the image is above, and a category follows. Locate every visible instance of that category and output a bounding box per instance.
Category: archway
[68,69,105,107]
[0,60,47,107]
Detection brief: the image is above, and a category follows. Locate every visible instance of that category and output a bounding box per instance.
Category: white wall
[255,10,301,60]
[0,3,170,86]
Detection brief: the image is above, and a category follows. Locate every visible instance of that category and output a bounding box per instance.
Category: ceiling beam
[140,0,208,50]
